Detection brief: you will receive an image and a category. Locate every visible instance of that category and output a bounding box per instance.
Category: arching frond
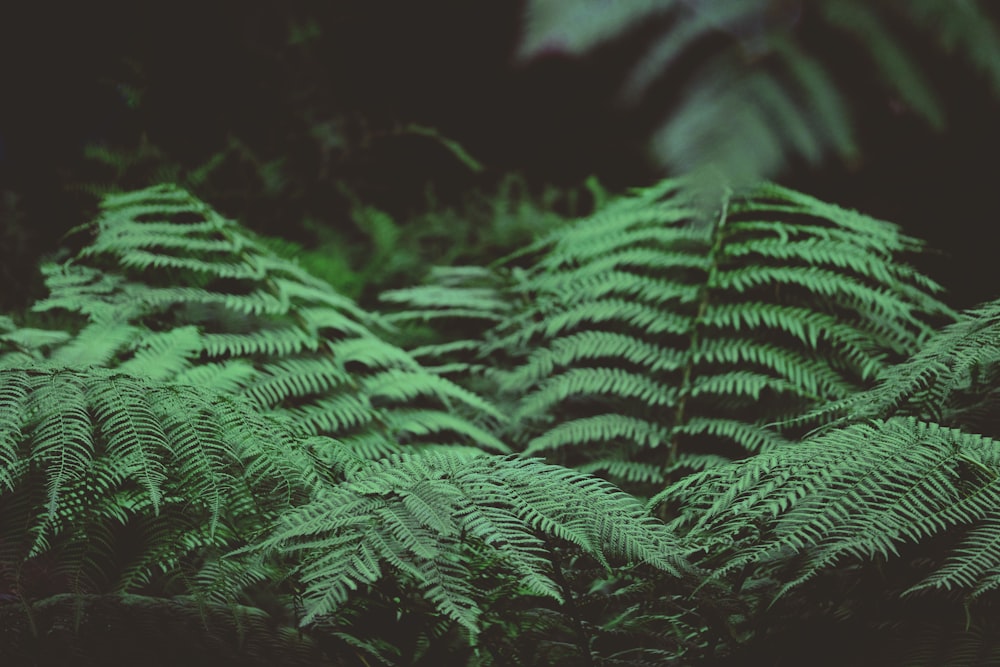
[793,297,1000,435]
[0,365,320,599]
[29,184,505,457]
[244,451,685,634]
[667,417,1000,602]
[388,179,952,492]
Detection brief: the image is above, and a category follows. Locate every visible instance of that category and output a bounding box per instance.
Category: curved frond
[246,451,685,635]
[389,179,951,491]
[796,297,1000,434]
[669,417,1000,601]
[29,184,505,458]
[0,365,320,598]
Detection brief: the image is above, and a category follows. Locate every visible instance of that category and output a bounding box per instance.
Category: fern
[0,184,712,662]
[29,184,507,460]
[0,362,689,659]
[651,295,1000,661]
[794,297,1000,436]
[668,418,1000,591]
[8,177,990,662]
[386,178,953,491]
[0,365,319,602]
[243,450,685,636]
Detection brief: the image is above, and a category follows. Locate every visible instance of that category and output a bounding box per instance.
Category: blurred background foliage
[518,0,1000,180]
[1,0,999,314]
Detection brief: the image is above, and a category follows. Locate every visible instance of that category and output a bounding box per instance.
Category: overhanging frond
[244,451,686,634]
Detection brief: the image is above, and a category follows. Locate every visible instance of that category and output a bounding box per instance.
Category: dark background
[2,1,998,312]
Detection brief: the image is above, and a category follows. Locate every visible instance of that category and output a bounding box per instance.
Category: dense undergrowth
[1,181,997,666]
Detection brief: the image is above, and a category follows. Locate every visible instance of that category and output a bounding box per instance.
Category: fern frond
[794,297,1000,433]
[245,451,684,635]
[29,184,505,458]
[0,368,31,490]
[392,179,951,490]
[28,370,94,516]
[910,516,1000,598]
[0,365,321,599]
[518,0,1000,182]
[670,417,1000,601]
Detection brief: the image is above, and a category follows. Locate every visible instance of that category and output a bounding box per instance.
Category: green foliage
[77,90,581,309]
[670,417,1000,595]
[0,365,317,603]
[518,0,1000,184]
[678,298,1000,591]
[385,177,953,491]
[795,298,1000,437]
[246,451,683,636]
[656,295,1000,662]
[1,184,690,664]
[27,184,508,459]
[6,178,1000,663]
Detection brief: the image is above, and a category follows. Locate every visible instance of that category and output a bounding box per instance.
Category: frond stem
[544,538,595,667]
[670,189,731,463]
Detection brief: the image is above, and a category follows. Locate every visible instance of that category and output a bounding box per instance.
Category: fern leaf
[0,368,32,490]
[31,184,505,459]
[0,365,320,598]
[395,179,950,490]
[87,374,169,512]
[245,452,684,635]
[671,417,1000,601]
[28,371,95,516]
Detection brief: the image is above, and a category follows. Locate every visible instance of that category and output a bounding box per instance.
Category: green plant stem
[544,538,594,667]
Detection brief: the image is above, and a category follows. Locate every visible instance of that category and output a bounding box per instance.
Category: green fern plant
[27,184,507,460]
[1,183,699,664]
[242,450,685,637]
[657,296,1000,663]
[0,365,686,662]
[0,365,319,604]
[8,176,994,663]
[385,177,954,492]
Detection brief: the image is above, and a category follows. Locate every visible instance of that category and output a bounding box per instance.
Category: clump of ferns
[651,297,1000,660]
[385,178,954,495]
[0,366,323,610]
[23,185,507,463]
[238,448,687,649]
